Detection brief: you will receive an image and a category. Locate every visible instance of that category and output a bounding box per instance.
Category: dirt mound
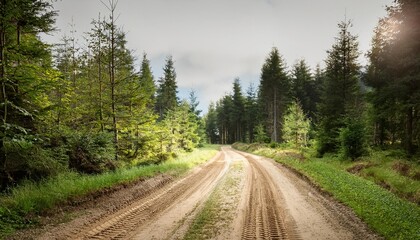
[347,162,375,174]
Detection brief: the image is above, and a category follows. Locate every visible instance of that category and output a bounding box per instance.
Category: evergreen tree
[312,64,325,123]
[162,101,200,152]
[205,102,218,144]
[188,90,202,118]
[231,78,245,142]
[259,47,290,142]
[283,100,311,148]
[156,56,178,119]
[291,59,318,120]
[366,0,420,154]
[244,83,260,143]
[139,53,156,108]
[216,95,233,144]
[317,20,362,155]
[0,0,58,186]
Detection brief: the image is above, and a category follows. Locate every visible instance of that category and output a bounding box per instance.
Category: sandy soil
[9,147,380,240]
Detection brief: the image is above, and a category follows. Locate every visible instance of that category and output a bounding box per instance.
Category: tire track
[240,153,300,240]
[72,152,227,240]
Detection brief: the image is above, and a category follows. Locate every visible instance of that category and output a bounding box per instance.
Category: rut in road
[72,152,227,240]
[241,153,301,240]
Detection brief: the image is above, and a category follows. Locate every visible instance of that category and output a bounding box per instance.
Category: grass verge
[0,145,220,239]
[233,143,420,240]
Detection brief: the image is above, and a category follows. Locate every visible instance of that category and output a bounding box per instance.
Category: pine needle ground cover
[233,143,420,240]
[0,145,219,238]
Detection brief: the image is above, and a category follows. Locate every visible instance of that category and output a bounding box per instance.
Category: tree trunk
[108,1,118,161]
[273,90,277,142]
[98,14,104,132]
[405,106,414,154]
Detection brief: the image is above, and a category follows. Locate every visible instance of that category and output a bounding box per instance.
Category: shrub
[67,132,116,174]
[339,120,368,160]
[0,138,67,190]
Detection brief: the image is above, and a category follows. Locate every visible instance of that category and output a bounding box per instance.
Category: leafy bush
[339,120,368,160]
[67,132,116,174]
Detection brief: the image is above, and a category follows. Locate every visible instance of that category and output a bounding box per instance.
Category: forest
[206,0,420,160]
[0,0,419,191]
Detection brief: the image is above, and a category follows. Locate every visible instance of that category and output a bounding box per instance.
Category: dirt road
[29,147,378,240]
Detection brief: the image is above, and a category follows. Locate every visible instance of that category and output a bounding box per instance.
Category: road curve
[30,147,378,240]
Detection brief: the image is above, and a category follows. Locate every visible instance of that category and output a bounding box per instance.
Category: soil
[9,147,380,240]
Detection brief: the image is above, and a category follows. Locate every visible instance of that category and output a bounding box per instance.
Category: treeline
[0,1,203,189]
[205,0,419,159]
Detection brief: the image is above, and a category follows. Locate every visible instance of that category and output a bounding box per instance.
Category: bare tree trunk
[97,14,104,132]
[109,0,118,161]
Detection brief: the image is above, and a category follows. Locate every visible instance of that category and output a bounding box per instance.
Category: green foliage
[365,0,420,154]
[283,101,311,149]
[0,138,67,188]
[156,56,179,119]
[162,101,200,153]
[204,102,219,144]
[67,132,116,174]
[259,47,290,142]
[317,20,362,156]
[339,120,368,160]
[291,59,319,120]
[254,123,269,143]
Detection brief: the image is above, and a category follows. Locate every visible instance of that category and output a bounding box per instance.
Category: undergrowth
[233,143,420,240]
[0,145,220,239]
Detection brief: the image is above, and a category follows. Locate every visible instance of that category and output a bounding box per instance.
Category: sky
[42,0,394,114]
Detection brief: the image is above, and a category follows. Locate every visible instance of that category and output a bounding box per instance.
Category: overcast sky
[43,0,394,114]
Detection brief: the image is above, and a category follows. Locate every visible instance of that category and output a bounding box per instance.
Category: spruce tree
[259,47,290,142]
[317,20,362,155]
[205,102,218,144]
[291,59,317,120]
[244,83,260,143]
[283,100,311,148]
[139,53,156,108]
[156,56,179,119]
[231,78,245,142]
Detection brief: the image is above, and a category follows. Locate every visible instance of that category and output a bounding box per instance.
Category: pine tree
[291,59,318,120]
[0,0,57,185]
[366,0,420,154]
[231,78,245,142]
[205,102,218,144]
[259,47,290,142]
[244,83,260,143]
[139,53,156,108]
[156,56,178,119]
[283,100,311,148]
[317,20,362,155]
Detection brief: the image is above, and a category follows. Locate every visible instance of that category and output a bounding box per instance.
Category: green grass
[233,143,420,240]
[0,145,220,239]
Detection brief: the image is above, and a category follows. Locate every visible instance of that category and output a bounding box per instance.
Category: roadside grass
[233,143,420,240]
[184,161,243,240]
[0,145,220,239]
